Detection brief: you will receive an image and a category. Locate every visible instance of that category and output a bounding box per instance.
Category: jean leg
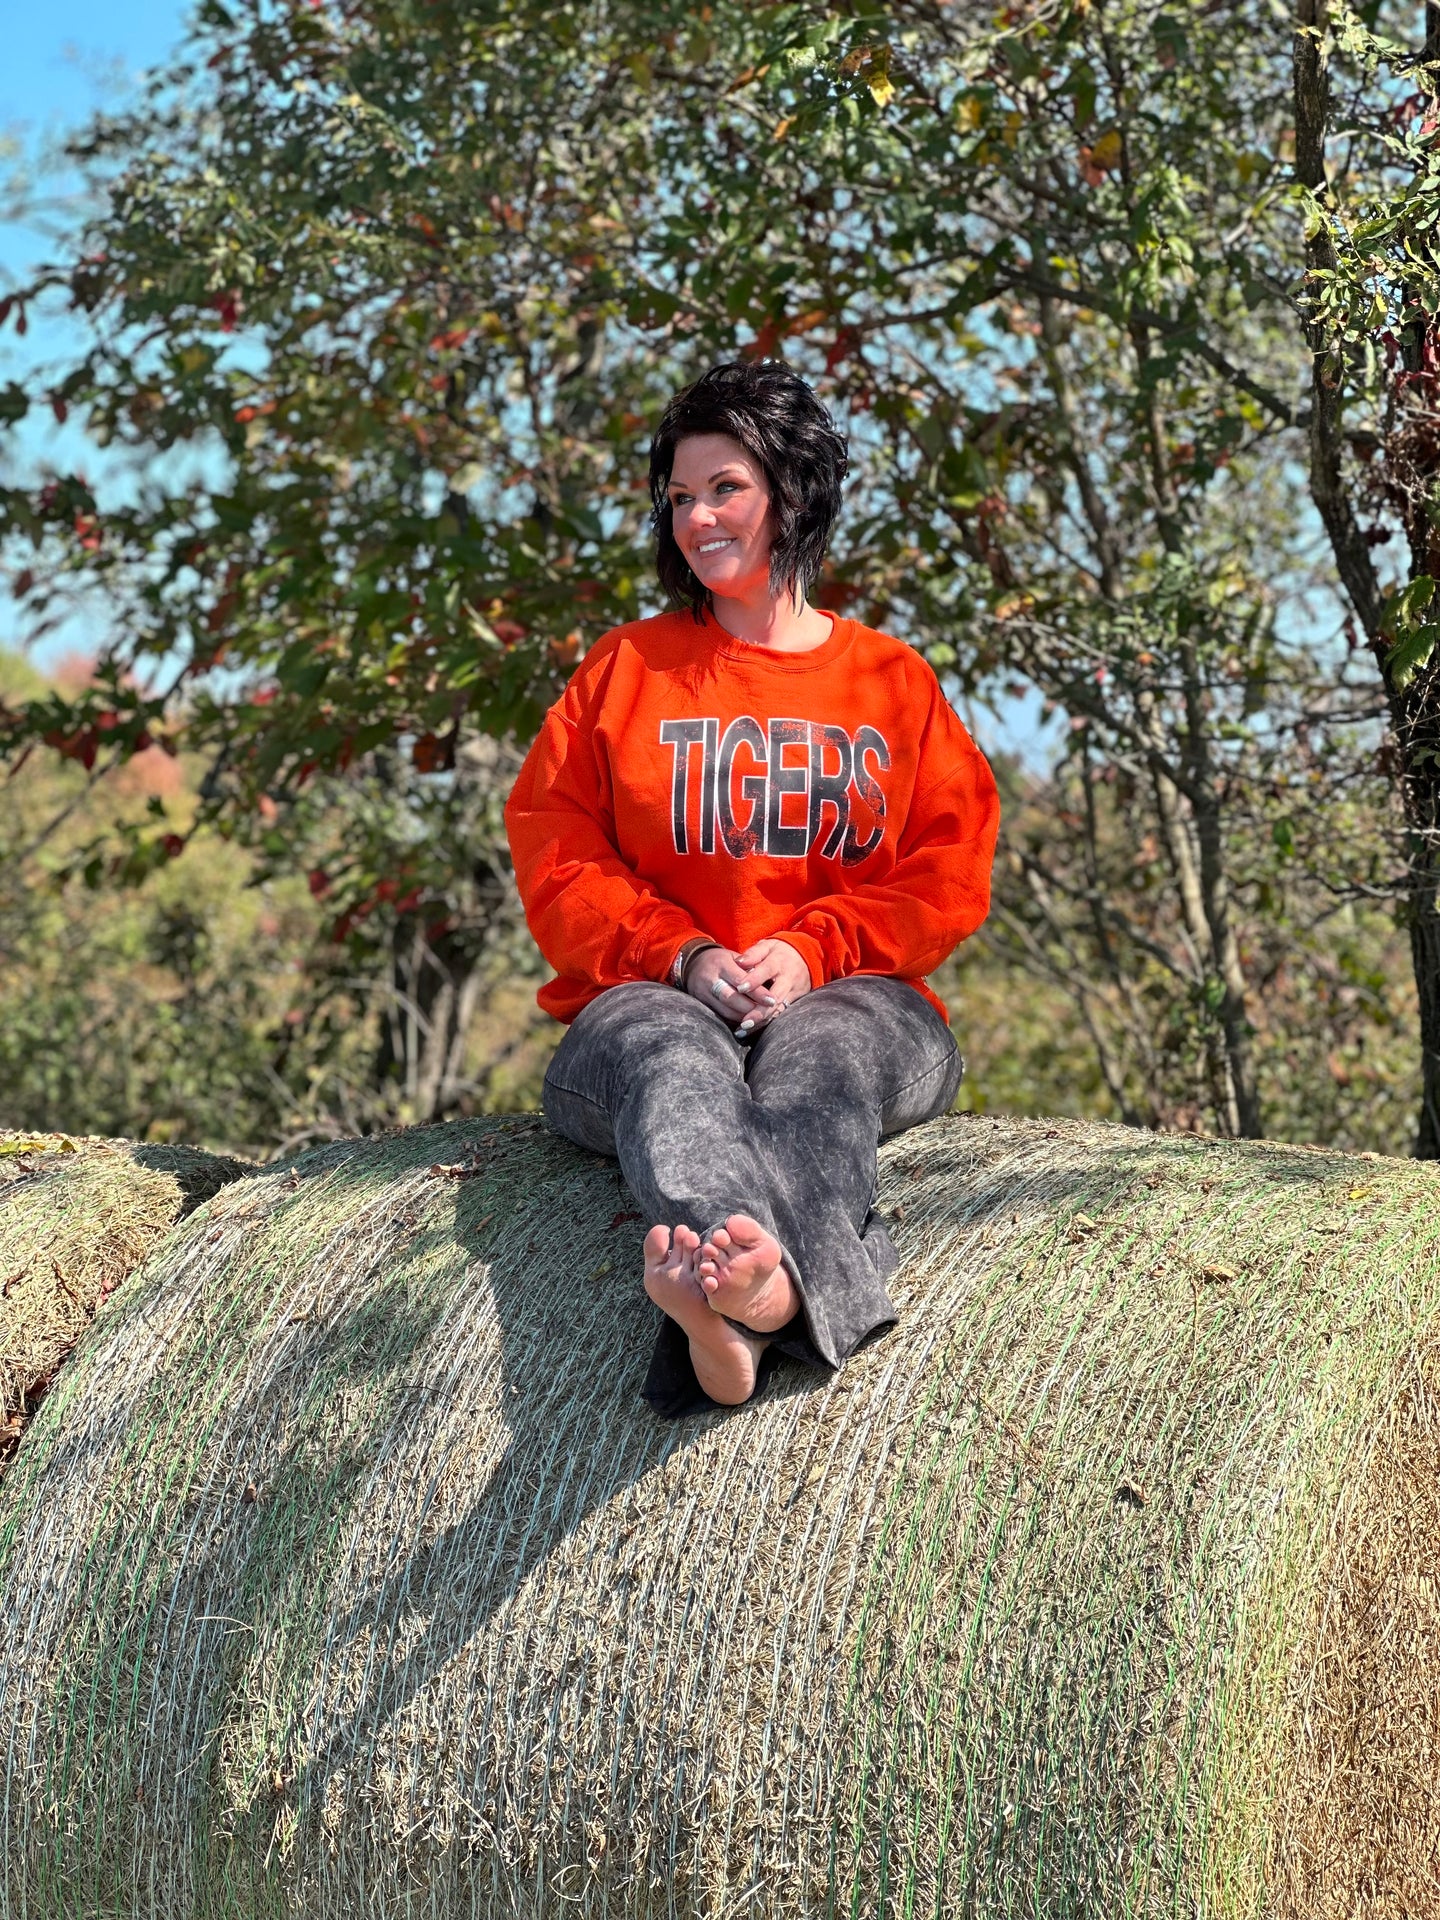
[543,983,797,1248]
[741,976,963,1367]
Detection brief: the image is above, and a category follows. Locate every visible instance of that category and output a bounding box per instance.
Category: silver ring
[710,977,726,998]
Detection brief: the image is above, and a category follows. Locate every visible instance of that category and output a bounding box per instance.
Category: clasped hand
[685,939,812,1035]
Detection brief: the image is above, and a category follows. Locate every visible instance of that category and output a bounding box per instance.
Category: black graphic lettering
[842,724,891,864]
[659,718,706,854]
[699,717,718,855]
[808,723,853,860]
[664,714,892,861]
[766,718,810,858]
[717,715,766,857]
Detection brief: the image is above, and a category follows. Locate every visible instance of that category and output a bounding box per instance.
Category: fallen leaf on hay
[1114,1478,1146,1509]
[1200,1265,1238,1285]
[430,1162,486,1180]
[1348,1186,1373,1201]
[1072,1213,1099,1233]
[241,1482,258,1505]
[0,1140,47,1157]
[609,1210,643,1229]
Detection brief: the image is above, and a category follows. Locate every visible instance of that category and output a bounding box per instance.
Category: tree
[1,0,686,1118]
[0,0,1428,1149]
[597,0,1439,1144]
[1287,0,1440,1154]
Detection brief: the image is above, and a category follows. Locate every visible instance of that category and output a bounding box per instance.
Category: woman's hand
[731,937,813,1033]
[685,945,774,1028]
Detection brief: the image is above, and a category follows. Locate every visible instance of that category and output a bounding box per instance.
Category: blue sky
[1,0,193,285]
[0,0,194,662]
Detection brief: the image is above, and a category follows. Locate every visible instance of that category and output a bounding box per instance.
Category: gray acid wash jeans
[542,975,963,1417]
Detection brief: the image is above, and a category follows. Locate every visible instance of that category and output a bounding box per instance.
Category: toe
[644,1224,671,1266]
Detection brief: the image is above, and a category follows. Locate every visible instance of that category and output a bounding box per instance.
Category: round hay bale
[0,1132,248,1470]
[0,1111,1436,1916]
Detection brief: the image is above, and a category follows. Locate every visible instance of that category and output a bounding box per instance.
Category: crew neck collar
[696,606,855,672]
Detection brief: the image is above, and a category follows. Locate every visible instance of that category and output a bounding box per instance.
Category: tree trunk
[376,920,484,1122]
[1293,0,1440,1154]
[1409,871,1440,1157]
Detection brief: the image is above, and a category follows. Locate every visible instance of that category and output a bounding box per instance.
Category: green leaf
[1381,574,1435,639]
[1388,620,1440,691]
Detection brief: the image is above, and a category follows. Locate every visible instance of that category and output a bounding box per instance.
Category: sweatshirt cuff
[775,929,828,989]
[653,925,716,987]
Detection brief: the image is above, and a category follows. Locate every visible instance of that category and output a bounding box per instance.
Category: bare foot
[696,1215,799,1334]
[643,1223,763,1406]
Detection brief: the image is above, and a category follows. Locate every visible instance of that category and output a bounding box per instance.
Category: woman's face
[666,432,774,602]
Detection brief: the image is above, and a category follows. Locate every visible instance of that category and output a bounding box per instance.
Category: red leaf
[307,867,332,899]
[744,318,782,361]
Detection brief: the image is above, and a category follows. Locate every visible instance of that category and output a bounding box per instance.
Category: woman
[504,360,1000,1416]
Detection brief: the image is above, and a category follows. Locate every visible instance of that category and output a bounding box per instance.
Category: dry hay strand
[0,1130,248,1469]
[1268,1347,1440,1914]
[0,1110,1438,1917]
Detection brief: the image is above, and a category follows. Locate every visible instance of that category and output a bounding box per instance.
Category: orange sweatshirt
[504,608,1000,1024]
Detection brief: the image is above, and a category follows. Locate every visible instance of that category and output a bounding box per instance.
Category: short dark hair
[648,361,849,617]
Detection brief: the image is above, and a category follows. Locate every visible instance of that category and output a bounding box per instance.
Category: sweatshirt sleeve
[778,682,1000,986]
[504,653,708,991]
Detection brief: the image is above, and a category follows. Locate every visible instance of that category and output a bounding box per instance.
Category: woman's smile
[666,431,774,594]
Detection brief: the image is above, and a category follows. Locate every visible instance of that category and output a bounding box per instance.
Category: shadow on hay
[127,1142,254,1216]
[247,1117,1277,1833]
